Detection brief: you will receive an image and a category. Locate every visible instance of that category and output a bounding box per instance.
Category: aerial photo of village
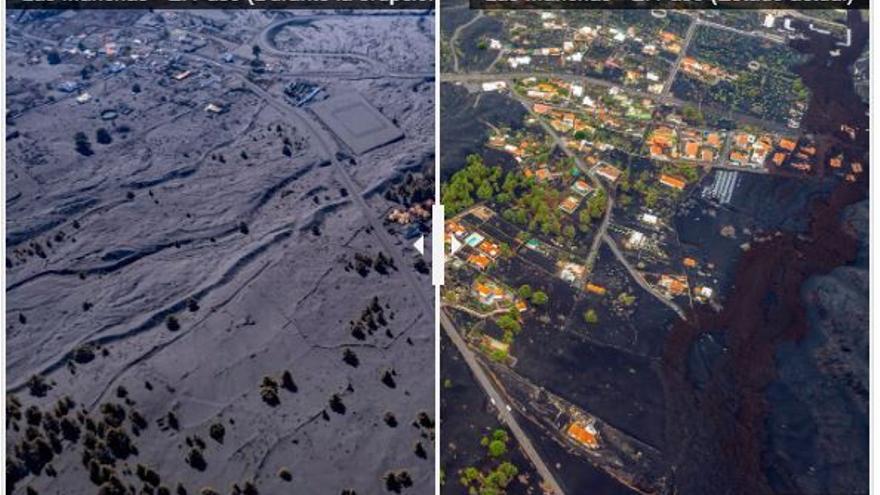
[440,5,868,495]
[6,8,435,495]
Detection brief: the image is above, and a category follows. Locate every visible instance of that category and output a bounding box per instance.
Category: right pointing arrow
[450,235,462,256]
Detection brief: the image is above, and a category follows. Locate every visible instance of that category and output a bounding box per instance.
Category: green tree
[488,439,507,458]
[489,349,508,362]
[584,309,599,324]
[497,315,521,334]
[476,181,494,200]
[531,291,548,305]
[517,284,532,299]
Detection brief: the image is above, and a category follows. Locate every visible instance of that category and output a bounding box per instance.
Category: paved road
[602,233,687,321]
[256,17,434,81]
[449,11,484,73]
[512,91,613,275]
[185,45,434,315]
[662,18,699,96]
[243,72,434,314]
[441,309,565,495]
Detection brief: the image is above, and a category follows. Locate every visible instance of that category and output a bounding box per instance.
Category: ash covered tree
[74,132,94,157]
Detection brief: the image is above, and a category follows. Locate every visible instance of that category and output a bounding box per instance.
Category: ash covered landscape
[6,9,435,495]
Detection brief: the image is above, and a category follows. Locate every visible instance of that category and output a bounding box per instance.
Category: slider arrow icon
[413,235,424,255]
[450,235,462,256]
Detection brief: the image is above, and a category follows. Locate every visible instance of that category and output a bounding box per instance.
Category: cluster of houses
[728,132,816,172]
[680,56,736,85]
[828,153,864,183]
[488,130,600,220]
[487,132,542,165]
[647,125,724,164]
[495,14,693,92]
[446,220,502,272]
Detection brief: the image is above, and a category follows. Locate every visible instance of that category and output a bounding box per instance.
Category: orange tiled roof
[567,422,599,448]
[659,174,686,190]
[772,152,786,166]
[585,283,607,295]
[778,138,797,152]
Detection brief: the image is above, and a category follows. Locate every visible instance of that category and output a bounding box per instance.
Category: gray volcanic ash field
[6,9,435,495]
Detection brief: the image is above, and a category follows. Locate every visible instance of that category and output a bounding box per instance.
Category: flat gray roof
[311,93,403,155]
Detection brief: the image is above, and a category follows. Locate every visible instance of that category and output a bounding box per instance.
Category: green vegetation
[501,175,564,236]
[630,170,678,209]
[459,462,519,495]
[517,284,532,299]
[617,292,637,306]
[585,189,607,219]
[489,349,508,362]
[462,429,519,494]
[443,155,503,216]
[584,309,599,325]
[530,291,548,305]
[481,430,510,458]
[660,163,699,184]
[681,104,705,125]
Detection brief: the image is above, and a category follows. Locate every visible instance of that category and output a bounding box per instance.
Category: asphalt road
[441,309,566,495]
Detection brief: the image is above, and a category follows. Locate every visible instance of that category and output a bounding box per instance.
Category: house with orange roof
[659,174,686,190]
[829,155,843,168]
[659,31,679,43]
[585,283,607,296]
[658,274,688,296]
[778,138,797,152]
[479,240,501,258]
[734,133,752,148]
[649,127,675,147]
[683,141,699,159]
[706,133,722,147]
[467,254,491,271]
[595,164,622,183]
[650,144,664,158]
[682,257,698,268]
[772,152,786,166]
[472,280,508,306]
[445,221,467,240]
[729,151,748,164]
[567,421,600,449]
[533,103,552,115]
[571,179,593,196]
[559,195,581,215]
[535,168,552,182]
[701,149,715,162]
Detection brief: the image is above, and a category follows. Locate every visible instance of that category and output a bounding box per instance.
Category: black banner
[7,0,435,9]
[471,0,867,9]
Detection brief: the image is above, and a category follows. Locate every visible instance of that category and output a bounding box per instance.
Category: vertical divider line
[433,2,442,493]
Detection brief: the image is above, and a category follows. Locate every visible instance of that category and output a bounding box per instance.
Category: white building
[482,81,507,92]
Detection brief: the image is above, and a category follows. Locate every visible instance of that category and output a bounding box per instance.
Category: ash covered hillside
[6,9,435,495]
